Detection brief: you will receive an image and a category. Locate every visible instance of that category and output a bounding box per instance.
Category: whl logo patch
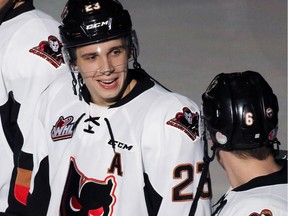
[51,116,75,141]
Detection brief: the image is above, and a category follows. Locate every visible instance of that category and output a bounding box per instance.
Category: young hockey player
[202,71,287,216]
[14,0,212,215]
[0,0,67,214]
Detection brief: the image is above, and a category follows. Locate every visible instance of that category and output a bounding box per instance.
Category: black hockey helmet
[202,71,279,151]
[59,0,138,62]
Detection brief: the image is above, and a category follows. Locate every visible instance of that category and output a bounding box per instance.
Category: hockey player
[0,0,67,214]
[202,71,287,215]
[14,0,212,215]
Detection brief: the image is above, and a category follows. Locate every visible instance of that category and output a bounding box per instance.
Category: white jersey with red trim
[20,70,212,215]
[0,2,67,212]
[212,162,287,216]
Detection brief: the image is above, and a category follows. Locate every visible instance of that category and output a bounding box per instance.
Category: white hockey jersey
[0,1,67,212]
[18,69,212,215]
[212,161,287,216]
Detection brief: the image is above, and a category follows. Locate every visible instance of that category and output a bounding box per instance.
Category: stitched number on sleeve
[173,163,212,201]
[173,164,193,201]
[197,162,212,199]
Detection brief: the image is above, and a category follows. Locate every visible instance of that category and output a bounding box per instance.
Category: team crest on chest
[166,107,199,141]
[60,157,117,216]
[29,35,64,68]
[51,116,75,141]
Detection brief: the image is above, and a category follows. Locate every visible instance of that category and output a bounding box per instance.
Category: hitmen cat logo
[166,107,199,140]
[60,157,116,216]
[51,116,75,141]
[29,35,64,68]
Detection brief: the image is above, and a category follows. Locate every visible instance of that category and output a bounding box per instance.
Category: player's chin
[103,93,122,105]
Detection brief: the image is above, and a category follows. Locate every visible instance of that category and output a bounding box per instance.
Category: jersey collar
[233,160,287,192]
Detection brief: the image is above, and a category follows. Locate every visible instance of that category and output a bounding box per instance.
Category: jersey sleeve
[141,93,212,215]
[12,91,51,215]
[1,11,67,214]
[3,13,68,143]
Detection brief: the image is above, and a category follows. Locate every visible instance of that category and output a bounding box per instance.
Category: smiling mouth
[98,77,118,86]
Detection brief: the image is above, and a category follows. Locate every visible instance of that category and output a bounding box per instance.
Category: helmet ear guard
[130,30,139,59]
[202,71,279,151]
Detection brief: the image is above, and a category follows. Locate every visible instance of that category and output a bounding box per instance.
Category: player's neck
[221,152,281,188]
[14,1,26,9]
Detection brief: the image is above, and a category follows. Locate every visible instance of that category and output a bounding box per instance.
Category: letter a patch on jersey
[51,116,75,141]
[29,35,64,68]
[166,107,199,141]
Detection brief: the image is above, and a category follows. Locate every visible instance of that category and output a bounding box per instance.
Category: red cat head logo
[60,157,117,216]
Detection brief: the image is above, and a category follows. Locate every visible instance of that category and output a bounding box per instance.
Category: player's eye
[84,54,97,61]
[110,47,125,56]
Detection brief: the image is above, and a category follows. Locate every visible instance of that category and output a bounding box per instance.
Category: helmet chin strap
[188,121,215,216]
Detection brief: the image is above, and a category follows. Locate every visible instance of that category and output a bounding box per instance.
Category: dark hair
[233,146,275,160]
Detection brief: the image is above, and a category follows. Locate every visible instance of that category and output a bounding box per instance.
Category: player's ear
[70,64,79,73]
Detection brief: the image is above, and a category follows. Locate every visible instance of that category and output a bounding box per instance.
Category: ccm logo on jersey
[29,35,64,68]
[108,139,134,152]
[166,107,199,141]
[51,116,75,141]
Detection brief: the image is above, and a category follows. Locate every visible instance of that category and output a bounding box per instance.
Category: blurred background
[35,0,287,206]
